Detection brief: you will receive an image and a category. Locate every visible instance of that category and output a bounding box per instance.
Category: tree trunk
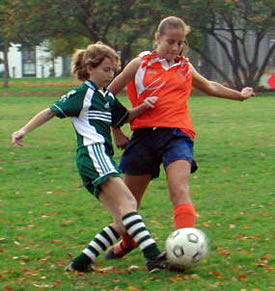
[3,41,9,88]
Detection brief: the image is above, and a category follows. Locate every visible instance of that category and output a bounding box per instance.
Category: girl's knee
[121,191,138,212]
[169,184,191,205]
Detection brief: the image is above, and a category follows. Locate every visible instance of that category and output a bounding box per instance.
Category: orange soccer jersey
[127,51,196,138]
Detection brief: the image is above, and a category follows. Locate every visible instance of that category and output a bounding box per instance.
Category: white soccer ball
[166,228,209,270]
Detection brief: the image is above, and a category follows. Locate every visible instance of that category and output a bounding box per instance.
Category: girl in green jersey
[11,42,166,273]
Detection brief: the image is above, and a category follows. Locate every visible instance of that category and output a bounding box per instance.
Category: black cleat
[65,263,95,273]
[146,251,167,273]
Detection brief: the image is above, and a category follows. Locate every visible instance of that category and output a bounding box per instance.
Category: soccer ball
[166,228,209,270]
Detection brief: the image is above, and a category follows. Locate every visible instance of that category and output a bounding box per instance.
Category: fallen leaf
[97,266,119,273]
[216,247,231,256]
[233,234,262,240]
[126,265,139,273]
[4,286,15,291]
[169,275,185,283]
[49,240,61,244]
[32,283,55,288]
[128,286,142,291]
[209,282,222,288]
[61,220,73,227]
[210,271,225,280]
[56,259,66,266]
[238,272,249,281]
[201,221,212,227]
[190,274,200,280]
[150,220,162,226]
[264,266,274,273]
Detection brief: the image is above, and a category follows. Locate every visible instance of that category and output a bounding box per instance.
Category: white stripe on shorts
[87,143,117,176]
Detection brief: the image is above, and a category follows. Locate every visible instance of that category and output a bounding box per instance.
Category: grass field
[0,78,274,290]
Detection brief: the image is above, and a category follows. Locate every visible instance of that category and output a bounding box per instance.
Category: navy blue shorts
[120,128,198,179]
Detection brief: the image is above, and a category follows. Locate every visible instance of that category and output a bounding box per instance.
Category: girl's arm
[127,97,158,121]
[11,108,56,147]
[112,96,158,149]
[108,57,142,95]
[110,57,142,149]
[191,64,255,101]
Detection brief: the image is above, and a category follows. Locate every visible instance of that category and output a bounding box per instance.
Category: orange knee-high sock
[121,232,137,250]
[174,204,196,229]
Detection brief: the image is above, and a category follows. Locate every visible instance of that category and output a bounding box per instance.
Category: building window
[22,48,36,77]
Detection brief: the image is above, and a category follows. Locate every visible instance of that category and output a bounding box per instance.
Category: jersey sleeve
[111,97,129,128]
[50,89,83,118]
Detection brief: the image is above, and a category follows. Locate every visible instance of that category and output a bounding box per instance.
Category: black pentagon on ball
[192,251,201,263]
[169,230,180,239]
[187,233,199,243]
[173,245,184,257]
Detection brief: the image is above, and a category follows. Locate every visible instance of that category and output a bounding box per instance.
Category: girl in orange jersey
[105,16,255,259]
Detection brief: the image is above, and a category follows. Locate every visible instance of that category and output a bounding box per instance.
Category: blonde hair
[156,16,191,36]
[72,42,121,81]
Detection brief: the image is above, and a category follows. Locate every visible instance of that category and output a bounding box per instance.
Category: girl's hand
[143,96,159,108]
[112,128,129,149]
[11,129,26,147]
[240,87,256,101]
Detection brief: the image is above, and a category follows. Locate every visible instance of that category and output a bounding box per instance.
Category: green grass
[0,78,274,290]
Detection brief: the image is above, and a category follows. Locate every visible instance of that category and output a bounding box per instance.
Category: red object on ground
[267,74,275,90]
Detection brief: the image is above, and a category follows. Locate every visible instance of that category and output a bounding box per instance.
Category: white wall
[1,43,63,78]
[36,45,63,78]
[8,44,22,78]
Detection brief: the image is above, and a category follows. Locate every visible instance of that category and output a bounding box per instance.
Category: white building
[0,42,64,78]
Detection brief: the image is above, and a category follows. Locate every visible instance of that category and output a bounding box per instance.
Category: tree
[181,0,275,89]
[0,0,48,87]
[0,0,12,87]
[6,0,159,69]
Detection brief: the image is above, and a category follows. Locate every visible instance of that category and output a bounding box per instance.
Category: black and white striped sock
[122,212,160,260]
[72,225,119,270]
[83,225,119,262]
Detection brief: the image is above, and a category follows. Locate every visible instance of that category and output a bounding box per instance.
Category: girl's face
[155,28,185,64]
[88,57,117,89]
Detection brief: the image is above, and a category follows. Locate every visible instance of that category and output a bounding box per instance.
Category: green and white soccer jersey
[50,80,128,197]
[50,80,128,153]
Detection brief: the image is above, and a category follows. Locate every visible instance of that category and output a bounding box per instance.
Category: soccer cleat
[105,240,136,260]
[146,251,167,273]
[65,263,95,273]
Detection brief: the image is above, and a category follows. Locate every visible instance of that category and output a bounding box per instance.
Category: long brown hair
[72,42,120,81]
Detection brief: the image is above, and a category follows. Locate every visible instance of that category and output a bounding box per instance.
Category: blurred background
[0,0,274,91]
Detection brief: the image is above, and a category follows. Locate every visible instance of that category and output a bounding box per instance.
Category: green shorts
[77,143,121,198]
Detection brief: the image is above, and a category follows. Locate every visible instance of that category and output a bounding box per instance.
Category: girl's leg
[166,160,196,229]
[68,176,165,272]
[101,176,163,264]
[105,174,151,259]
